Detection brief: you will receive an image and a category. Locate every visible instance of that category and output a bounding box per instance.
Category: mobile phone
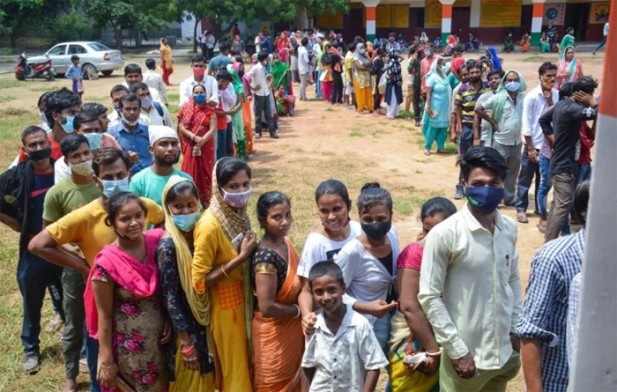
[231,232,245,251]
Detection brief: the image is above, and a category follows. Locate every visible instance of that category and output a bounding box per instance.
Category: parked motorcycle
[15,53,56,81]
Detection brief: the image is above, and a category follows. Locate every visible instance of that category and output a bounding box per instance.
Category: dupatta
[84,229,165,339]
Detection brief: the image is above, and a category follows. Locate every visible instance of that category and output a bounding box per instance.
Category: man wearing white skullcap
[129,125,193,205]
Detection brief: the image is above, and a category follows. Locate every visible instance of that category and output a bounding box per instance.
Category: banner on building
[317,11,343,29]
[589,2,611,24]
[480,0,523,27]
[543,4,565,26]
[425,0,442,28]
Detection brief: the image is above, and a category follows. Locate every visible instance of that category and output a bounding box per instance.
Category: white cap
[148,125,178,146]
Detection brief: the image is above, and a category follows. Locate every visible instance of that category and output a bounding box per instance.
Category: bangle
[181,344,195,355]
[293,304,301,318]
[426,350,442,358]
[220,264,229,278]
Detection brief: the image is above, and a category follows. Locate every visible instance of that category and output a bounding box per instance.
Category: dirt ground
[0,50,606,391]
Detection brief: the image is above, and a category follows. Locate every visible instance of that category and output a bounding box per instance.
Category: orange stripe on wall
[366,6,376,20]
[442,4,453,19]
[532,3,544,18]
[599,0,617,117]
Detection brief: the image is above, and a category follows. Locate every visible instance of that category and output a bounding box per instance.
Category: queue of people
[0,24,603,392]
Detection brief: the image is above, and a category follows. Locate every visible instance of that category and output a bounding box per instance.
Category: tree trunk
[135,30,142,48]
[193,18,199,53]
[10,33,16,49]
[115,28,123,50]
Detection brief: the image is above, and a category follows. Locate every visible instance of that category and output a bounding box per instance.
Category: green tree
[0,0,72,47]
[79,0,170,49]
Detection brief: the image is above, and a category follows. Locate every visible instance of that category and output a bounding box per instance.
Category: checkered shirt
[566,273,581,366]
[518,229,585,392]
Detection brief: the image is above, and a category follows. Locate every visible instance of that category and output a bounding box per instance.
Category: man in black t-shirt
[538,76,598,242]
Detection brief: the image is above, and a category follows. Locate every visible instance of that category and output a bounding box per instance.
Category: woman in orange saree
[160,38,174,86]
[177,84,217,207]
[240,68,255,156]
[251,191,304,392]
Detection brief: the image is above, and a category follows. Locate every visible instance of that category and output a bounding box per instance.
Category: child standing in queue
[66,55,84,98]
[301,261,388,392]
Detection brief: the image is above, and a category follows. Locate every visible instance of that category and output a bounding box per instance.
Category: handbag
[378,73,388,94]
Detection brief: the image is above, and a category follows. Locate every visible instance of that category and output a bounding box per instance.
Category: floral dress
[92,266,169,392]
[156,238,214,379]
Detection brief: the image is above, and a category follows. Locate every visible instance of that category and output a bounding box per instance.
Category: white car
[27,41,124,78]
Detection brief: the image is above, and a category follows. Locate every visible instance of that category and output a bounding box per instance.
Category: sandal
[537,221,547,233]
[424,150,431,156]
[517,212,529,224]
[45,315,63,332]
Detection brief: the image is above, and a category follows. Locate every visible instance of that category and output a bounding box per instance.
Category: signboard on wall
[589,2,610,24]
[425,0,442,28]
[480,0,522,27]
[454,0,472,6]
[543,4,565,26]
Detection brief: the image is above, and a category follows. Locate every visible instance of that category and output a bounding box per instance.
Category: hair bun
[361,182,381,192]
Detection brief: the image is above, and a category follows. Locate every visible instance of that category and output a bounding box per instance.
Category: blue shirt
[208,55,232,73]
[108,123,151,174]
[518,229,585,392]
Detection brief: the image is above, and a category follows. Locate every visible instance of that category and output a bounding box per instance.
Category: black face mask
[28,146,52,162]
[361,221,392,241]
[238,69,245,78]
[470,76,482,83]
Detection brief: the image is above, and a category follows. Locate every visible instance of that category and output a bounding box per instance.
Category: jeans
[595,35,607,52]
[492,142,522,204]
[330,72,343,104]
[577,163,591,184]
[87,338,101,392]
[300,73,309,100]
[315,71,322,98]
[61,268,86,379]
[373,313,392,392]
[516,148,541,213]
[226,121,233,157]
[254,94,276,137]
[545,171,576,242]
[457,124,474,190]
[216,128,227,160]
[17,250,64,354]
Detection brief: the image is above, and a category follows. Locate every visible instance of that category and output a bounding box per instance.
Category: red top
[216,101,227,131]
[18,137,62,163]
[578,122,595,165]
[397,242,424,271]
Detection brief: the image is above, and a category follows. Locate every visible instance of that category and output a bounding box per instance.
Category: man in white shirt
[419,146,522,391]
[108,85,150,128]
[131,83,174,128]
[246,52,278,139]
[179,55,219,106]
[298,37,311,101]
[217,71,237,157]
[515,62,559,223]
[121,64,161,103]
[143,59,168,105]
[593,18,609,55]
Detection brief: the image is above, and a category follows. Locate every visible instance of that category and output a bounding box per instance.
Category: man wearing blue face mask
[13,88,81,167]
[419,146,522,392]
[29,147,165,391]
[131,82,174,128]
[108,93,153,174]
[475,70,527,207]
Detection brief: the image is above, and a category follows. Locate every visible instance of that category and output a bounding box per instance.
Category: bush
[51,10,91,42]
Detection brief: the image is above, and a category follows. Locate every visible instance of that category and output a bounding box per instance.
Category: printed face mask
[222,188,252,208]
[69,159,93,176]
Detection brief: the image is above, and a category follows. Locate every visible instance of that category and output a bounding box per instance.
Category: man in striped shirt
[453,61,490,199]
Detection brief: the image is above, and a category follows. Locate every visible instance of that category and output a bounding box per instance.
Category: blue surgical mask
[39,112,49,125]
[141,96,153,109]
[172,211,201,232]
[425,50,432,56]
[84,133,103,150]
[100,177,130,198]
[505,82,520,92]
[194,93,206,104]
[61,115,75,133]
[466,186,504,214]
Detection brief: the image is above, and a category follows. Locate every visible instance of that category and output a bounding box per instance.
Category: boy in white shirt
[302,261,387,392]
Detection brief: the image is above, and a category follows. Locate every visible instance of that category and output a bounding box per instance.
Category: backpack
[152,102,166,126]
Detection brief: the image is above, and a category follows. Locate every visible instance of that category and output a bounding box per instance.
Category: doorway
[564,3,589,41]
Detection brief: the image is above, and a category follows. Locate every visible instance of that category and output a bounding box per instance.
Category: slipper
[45,316,63,333]
[424,150,431,156]
[517,212,529,223]
[79,358,89,374]
[537,221,547,233]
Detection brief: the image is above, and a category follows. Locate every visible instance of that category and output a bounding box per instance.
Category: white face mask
[39,112,49,125]
[122,115,139,127]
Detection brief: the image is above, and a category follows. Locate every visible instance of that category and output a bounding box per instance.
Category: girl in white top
[335,183,399,348]
[298,180,398,339]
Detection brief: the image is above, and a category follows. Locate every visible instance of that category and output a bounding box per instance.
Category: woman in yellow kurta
[353,42,374,114]
[192,157,258,392]
[160,37,174,86]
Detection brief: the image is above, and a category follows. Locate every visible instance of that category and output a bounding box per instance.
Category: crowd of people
[0,21,604,392]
